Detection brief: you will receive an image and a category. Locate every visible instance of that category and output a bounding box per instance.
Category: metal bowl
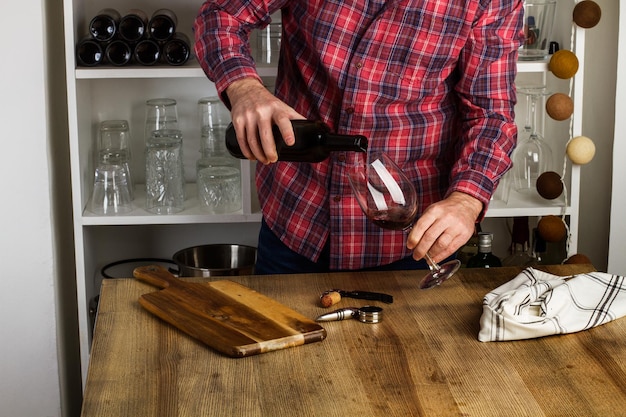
[172,244,257,277]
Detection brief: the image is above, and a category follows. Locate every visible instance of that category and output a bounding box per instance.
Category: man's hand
[226,78,305,164]
[406,191,483,263]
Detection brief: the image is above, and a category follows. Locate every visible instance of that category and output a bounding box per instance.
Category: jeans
[254,218,442,275]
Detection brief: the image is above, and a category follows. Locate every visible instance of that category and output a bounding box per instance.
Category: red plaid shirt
[194,0,524,270]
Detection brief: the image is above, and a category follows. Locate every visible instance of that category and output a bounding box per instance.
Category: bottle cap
[477,232,493,251]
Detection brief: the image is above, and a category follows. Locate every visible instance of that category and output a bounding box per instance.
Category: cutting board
[133,265,326,357]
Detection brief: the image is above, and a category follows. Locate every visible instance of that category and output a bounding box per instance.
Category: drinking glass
[198,96,230,157]
[512,86,553,194]
[347,151,461,289]
[98,120,133,198]
[89,164,133,215]
[145,98,179,142]
[519,0,557,61]
[145,129,185,214]
[197,166,242,214]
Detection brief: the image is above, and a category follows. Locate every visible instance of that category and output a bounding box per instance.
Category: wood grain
[82,264,626,417]
[133,265,326,357]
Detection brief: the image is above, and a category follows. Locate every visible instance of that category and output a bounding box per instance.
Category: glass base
[419,259,461,289]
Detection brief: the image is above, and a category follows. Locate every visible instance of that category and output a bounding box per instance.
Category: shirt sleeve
[447,0,525,216]
[193,1,284,105]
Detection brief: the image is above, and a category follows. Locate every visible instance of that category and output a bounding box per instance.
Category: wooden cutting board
[133,265,326,357]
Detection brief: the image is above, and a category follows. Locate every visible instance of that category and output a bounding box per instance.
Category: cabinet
[64,0,584,385]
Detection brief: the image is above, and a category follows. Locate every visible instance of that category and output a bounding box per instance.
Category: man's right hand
[226,78,305,164]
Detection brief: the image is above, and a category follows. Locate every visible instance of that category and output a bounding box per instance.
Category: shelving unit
[64,0,584,386]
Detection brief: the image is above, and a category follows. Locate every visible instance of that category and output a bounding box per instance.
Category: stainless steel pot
[172,244,257,277]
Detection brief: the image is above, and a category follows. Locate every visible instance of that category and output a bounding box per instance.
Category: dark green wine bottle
[225,120,368,162]
[466,232,502,268]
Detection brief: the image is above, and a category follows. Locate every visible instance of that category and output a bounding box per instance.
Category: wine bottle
[119,9,148,43]
[134,39,160,66]
[225,120,368,162]
[76,37,103,66]
[89,8,121,42]
[148,9,177,42]
[105,40,132,66]
[466,232,502,268]
[502,216,536,267]
[162,33,191,66]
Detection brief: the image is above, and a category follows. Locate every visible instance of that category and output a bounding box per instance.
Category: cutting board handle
[133,265,181,289]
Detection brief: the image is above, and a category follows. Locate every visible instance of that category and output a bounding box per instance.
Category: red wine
[368,207,416,230]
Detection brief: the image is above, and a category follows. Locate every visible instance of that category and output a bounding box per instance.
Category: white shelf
[487,190,570,218]
[82,183,261,226]
[75,59,278,79]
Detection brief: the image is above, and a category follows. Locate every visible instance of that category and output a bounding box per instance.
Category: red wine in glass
[348,151,460,289]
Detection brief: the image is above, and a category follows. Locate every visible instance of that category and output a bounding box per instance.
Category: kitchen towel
[478,267,626,342]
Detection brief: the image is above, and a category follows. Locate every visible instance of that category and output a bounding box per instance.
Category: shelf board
[75,60,278,79]
[82,184,262,226]
[486,188,571,218]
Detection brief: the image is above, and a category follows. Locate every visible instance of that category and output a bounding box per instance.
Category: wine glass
[347,151,461,289]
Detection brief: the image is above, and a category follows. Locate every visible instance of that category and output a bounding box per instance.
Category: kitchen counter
[81,264,626,416]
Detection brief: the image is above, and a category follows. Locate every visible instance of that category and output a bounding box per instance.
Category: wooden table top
[81,264,626,417]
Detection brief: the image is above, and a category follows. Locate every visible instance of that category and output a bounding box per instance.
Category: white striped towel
[478,267,626,342]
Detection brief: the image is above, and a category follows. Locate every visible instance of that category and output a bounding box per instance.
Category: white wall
[0,0,77,416]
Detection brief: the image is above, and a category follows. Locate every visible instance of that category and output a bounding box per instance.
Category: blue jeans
[255,219,441,275]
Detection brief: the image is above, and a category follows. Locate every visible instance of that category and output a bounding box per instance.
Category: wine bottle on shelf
[89,8,121,42]
[225,120,368,162]
[118,9,148,43]
[148,9,177,42]
[162,33,191,66]
[502,216,536,267]
[466,232,502,268]
[105,40,132,66]
[76,37,103,66]
[133,39,160,66]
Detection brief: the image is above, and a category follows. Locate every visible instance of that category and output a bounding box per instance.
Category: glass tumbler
[145,98,179,142]
[197,166,241,214]
[256,22,282,65]
[519,0,557,61]
[198,96,231,156]
[89,163,133,215]
[145,129,185,214]
[98,119,133,198]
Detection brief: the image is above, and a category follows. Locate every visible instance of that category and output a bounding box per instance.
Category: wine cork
[320,291,341,307]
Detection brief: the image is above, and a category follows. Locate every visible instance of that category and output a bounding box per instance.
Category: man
[194,0,524,274]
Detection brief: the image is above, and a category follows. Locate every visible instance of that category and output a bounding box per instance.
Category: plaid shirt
[194,0,524,270]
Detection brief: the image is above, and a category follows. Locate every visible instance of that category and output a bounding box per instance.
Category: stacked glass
[196,97,241,213]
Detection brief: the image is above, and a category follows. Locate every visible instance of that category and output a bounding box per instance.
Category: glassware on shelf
[197,166,242,214]
[145,129,185,214]
[98,120,133,199]
[145,98,179,143]
[512,86,553,195]
[89,163,133,215]
[518,0,557,61]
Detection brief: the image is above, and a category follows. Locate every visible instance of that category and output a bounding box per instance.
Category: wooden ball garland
[537,215,568,243]
[573,0,602,29]
[549,50,579,79]
[566,136,596,165]
[546,93,574,121]
[536,171,564,200]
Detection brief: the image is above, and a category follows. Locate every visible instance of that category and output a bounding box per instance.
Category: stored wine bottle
[89,8,121,42]
[466,232,502,268]
[148,9,177,42]
[105,40,132,66]
[225,120,368,162]
[162,33,190,66]
[119,9,148,43]
[502,216,535,266]
[134,39,160,65]
[76,37,103,66]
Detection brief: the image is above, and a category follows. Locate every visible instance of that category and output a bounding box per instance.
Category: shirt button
[337,154,346,162]
[355,62,363,69]
[345,107,355,115]
[333,195,341,203]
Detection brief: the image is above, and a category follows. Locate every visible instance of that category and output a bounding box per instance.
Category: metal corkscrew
[315,306,383,324]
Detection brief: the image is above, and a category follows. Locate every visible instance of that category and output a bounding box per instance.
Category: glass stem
[424,252,441,272]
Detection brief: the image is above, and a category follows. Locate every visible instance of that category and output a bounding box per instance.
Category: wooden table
[81,264,626,417]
